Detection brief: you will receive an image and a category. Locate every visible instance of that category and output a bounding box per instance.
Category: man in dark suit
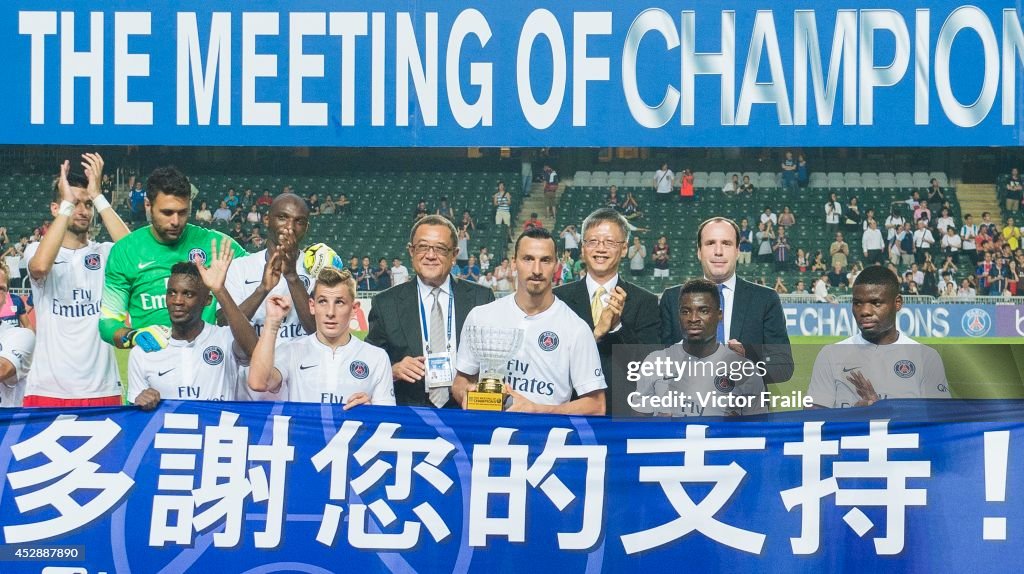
[659,217,793,385]
[366,215,494,407]
[554,208,660,412]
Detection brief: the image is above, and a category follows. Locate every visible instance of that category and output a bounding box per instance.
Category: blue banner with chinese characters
[3,1,1024,147]
[0,400,1022,573]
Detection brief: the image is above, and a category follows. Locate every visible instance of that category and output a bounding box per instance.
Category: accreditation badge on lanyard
[420,291,455,389]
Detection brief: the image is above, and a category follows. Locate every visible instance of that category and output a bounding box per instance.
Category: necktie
[591,286,606,325]
[717,283,726,343]
[427,287,449,408]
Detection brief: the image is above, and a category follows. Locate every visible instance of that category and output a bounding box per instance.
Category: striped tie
[427,287,449,408]
[591,286,606,325]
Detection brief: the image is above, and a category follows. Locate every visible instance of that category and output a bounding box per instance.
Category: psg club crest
[714,375,735,393]
[300,275,311,289]
[189,248,208,264]
[203,346,224,366]
[350,361,369,379]
[83,253,101,270]
[961,308,992,337]
[537,331,559,352]
[893,360,916,378]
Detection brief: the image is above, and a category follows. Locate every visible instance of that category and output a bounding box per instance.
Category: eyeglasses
[411,244,453,256]
[582,238,626,249]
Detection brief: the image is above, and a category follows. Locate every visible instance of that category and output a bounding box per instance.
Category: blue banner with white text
[3,1,1024,146]
[783,303,1024,338]
[0,400,1022,573]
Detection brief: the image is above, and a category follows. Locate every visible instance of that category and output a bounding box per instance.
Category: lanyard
[418,287,454,352]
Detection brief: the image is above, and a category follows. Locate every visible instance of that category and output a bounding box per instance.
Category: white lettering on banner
[177,12,232,126]
[935,6,999,127]
[620,424,767,555]
[518,9,566,129]
[19,11,57,125]
[242,12,280,126]
[781,420,931,555]
[786,305,950,337]
[1015,309,1024,336]
[469,427,607,550]
[61,11,105,125]
[446,9,492,128]
[623,9,680,129]
[114,12,152,125]
[3,417,134,543]
[289,12,328,127]
[735,11,792,126]
[311,421,455,550]
[396,12,438,127]
[329,12,367,127]
[572,12,612,126]
[681,11,736,126]
[858,10,910,125]
[792,10,857,126]
[149,412,294,548]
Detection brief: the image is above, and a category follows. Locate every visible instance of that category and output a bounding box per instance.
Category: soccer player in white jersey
[223,193,314,400]
[247,268,395,407]
[633,279,765,417]
[129,242,258,410]
[0,322,35,408]
[453,228,607,414]
[808,266,951,408]
[23,154,131,407]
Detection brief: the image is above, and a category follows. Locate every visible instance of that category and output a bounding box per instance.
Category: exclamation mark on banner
[983,430,1010,541]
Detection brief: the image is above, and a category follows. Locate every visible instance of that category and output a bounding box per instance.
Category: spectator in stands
[456,225,471,269]
[828,263,848,290]
[814,274,836,303]
[797,153,809,188]
[652,235,670,279]
[356,256,376,291]
[897,222,915,266]
[240,188,254,210]
[256,189,273,210]
[980,211,998,236]
[543,164,559,217]
[679,168,695,201]
[606,185,621,209]
[347,256,360,278]
[0,264,30,328]
[756,222,775,264]
[195,201,213,224]
[390,258,410,285]
[554,251,572,286]
[320,195,336,215]
[622,191,643,220]
[999,243,1013,265]
[460,210,476,231]
[414,199,429,221]
[478,247,490,272]
[628,236,646,276]
[213,201,231,224]
[939,281,957,298]
[1003,217,1021,251]
[844,197,862,232]
[941,226,962,259]
[909,262,924,286]
[829,231,849,268]
[862,209,878,232]
[774,276,789,294]
[230,222,246,245]
[913,201,931,227]
[884,206,906,243]
[464,255,481,282]
[245,204,260,224]
[436,197,454,220]
[722,174,739,196]
[479,271,496,290]
[793,280,809,295]
[495,258,511,291]
[306,193,320,215]
[905,279,921,295]
[862,220,885,265]
[961,214,979,264]
[738,175,755,198]
[0,227,8,255]
[129,180,147,224]
[795,248,809,272]
[336,193,350,215]
[1007,261,1020,295]
[738,219,753,265]
[976,252,994,292]
[927,178,947,212]
[760,207,778,227]
[247,228,264,250]
[811,250,827,273]
[958,278,976,297]
[653,162,674,202]
[374,258,392,290]
[824,192,842,235]
[912,219,936,264]
[781,151,798,192]
[772,227,790,271]
[1007,168,1023,213]
[778,206,796,228]
[523,213,544,231]
[988,258,1009,295]
[848,262,864,286]
[225,188,240,210]
[493,181,512,230]
[935,207,955,235]
[231,206,246,223]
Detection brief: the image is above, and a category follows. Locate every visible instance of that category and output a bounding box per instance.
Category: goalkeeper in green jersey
[100,166,248,351]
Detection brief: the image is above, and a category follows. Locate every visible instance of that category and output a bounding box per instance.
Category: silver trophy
[465,325,524,410]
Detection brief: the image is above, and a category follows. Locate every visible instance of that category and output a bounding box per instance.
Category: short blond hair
[313,267,356,300]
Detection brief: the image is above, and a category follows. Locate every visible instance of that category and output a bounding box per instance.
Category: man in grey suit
[366,215,494,407]
[554,208,660,412]
[659,217,793,385]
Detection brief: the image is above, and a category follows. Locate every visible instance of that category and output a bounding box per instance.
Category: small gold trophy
[465,326,524,411]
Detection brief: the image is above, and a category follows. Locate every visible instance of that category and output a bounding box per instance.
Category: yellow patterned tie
[591,286,606,325]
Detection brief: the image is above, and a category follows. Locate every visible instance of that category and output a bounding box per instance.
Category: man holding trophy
[453,228,607,415]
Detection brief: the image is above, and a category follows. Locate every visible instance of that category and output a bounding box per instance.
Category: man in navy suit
[366,215,495,407]
[554,208,660,412]
[659,217,793,385]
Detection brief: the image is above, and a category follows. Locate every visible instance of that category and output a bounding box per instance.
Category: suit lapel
[452,278,471,346]
[567,279,594,329]
[397,281,425,356]
[729,278,746,341]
